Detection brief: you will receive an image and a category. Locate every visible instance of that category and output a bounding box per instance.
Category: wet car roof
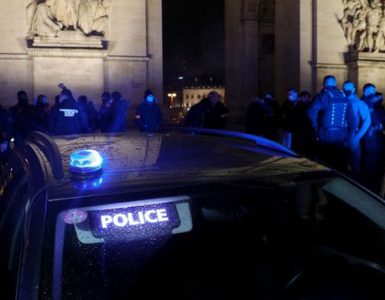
[44,130,329,198]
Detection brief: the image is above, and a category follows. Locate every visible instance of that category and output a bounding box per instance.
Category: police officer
[307,75,356,172]
[50,88,89,135]
[135,89,163,133]
[361,83,385,193]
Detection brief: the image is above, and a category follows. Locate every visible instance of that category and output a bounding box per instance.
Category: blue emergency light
[69,149,103,176]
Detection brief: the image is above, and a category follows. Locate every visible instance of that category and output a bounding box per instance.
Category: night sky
[162,0,225,85]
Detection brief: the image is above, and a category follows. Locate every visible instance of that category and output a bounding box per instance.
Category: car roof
[30,129,329,199]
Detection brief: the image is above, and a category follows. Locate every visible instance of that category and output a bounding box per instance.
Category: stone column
[299,0,313,95]
[275,0,300,103]
[225,0,259,123]
[147,0,164,106]
[313,0,348,91]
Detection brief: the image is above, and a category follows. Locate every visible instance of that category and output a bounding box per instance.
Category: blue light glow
[73,176,103,190]
[69,149,103,174]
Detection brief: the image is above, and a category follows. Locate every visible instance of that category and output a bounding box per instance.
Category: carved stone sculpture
[27,0,110,39]
[48,0,79,29]
[340,0,385,52]
[78,0,109,35]
[30,2,62,37]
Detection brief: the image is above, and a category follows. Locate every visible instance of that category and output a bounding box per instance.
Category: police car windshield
[38,169,385,300]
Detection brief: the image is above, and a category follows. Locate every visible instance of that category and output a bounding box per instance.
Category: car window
[0,164,29,299]
[40,175,385,299]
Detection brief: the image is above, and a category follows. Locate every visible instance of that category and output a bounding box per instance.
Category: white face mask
[364,87,376,97]
[288,94,297,102]
[146,95,155,103]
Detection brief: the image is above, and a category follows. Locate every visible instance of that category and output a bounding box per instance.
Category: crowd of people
[245,75,385,194]
[184,91,229,129]
[1,77,385,195]
[0,84,163,172]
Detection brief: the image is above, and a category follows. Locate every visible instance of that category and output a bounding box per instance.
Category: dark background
[162,0,225,85]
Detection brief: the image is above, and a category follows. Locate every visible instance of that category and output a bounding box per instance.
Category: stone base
[29,48,106,103]
[32,31,104,49]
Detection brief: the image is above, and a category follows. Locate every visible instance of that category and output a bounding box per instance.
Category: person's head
[111,91,122,102]
[144,89,155,103]
[59,88,72,103]
[323,75,337,88]
[287,88,298,102]
[78,95,88,105]
[101,91,110,105]
[17,90,28,106]
[374,92,383,103]
[37,94,48,105]
[299,91,312,103]
[36,95,48,111]
[264,92,274,101]
[363,83,376,97]
[208,91,221,105]
[343,81,356,97]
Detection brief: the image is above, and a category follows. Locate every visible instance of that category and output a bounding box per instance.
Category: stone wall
[0,0,162,113]
[275,0,348,101]
[226,0,385,125]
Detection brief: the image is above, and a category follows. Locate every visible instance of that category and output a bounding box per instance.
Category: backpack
[318,89,350,144]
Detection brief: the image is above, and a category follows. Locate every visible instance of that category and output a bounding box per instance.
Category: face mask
[146,95,155,103]
[288,95,297,102]
[344,90,352,97]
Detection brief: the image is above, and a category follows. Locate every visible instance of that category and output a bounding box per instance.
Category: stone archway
[225,0,275,123]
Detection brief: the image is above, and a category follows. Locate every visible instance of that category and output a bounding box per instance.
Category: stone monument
[0,0,162,114]
[339,0,385,94]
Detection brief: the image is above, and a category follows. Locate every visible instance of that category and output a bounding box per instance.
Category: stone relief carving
[340,0,385,52]
[27,0,110,39]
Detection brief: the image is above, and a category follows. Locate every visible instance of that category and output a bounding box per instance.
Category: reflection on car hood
[44,131,329,198]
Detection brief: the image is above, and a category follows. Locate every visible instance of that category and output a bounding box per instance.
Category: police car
[1,129,385,299]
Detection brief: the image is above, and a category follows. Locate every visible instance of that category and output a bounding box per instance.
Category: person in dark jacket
[280,88,315,156]
[99,91,113,132]
[184,98,211,128]
[135,89,163,133]
[361,84,385,193]
[307,75,356,172]
[78,95,99,132]
[0,105,13,172]
[203,91,228,130]
[10,90,36,146]
[246,97,273,137]
[106,91,129,133]
[50,88,89,135]
[33,94,50,134]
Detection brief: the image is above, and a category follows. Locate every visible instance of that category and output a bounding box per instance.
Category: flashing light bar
[69,149,103,175]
